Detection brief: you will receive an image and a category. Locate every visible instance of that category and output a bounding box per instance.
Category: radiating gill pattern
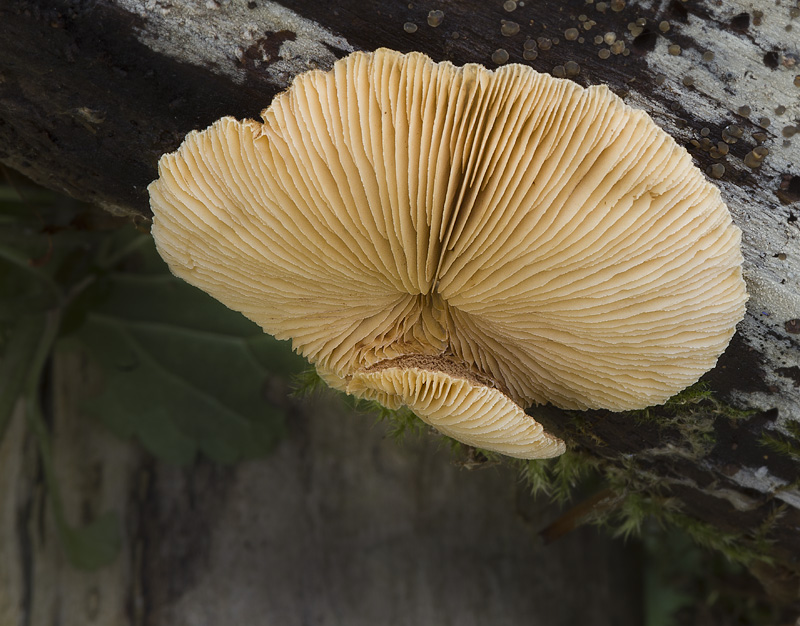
[150,49,747,458]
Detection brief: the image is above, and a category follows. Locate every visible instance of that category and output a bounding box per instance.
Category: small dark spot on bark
[730,12,750,33]
[631,29,658,55]
[247,0,257,7]
[239,30,296,71]
[788,212,797,224]
[669,0,689,22]
[711,407,795,482]
[776,175,800,204]
[776,366,800,386]
[40,130,57,146]
[157,129,184,153]
[722,463,739,476]
[763,50,780,69]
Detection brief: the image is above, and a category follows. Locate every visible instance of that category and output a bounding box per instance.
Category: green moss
[759,420,800,461]
[611,381,755,425]
[510,386,784,571]
[593,457,781,568]
[290,366,329,398]
[589,464,782,569]
[515,451,602,502]
[759,434,800,460]
[623,505,776,565]
[367,401,430,440]
[600,383,751,460]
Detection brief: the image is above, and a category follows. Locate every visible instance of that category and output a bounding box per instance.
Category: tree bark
[1,0,799,603]
[0,348,642,625]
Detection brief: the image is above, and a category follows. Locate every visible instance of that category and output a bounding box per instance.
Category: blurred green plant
[0,171,305,569]
[642,523,786,626]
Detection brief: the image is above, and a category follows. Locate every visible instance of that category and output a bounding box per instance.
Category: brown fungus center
[361,353,511,397]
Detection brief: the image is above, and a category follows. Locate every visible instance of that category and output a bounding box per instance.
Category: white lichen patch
[643,469,762,512]
[114,0,353,87]
[626,0,800,424]
[733,276,800,425]
[705,486,762,513]
[730,466,800,510]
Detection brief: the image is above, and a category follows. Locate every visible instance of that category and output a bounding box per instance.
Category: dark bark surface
[1,0,799,610]
[0,1,283,212]
[3,0,795,216]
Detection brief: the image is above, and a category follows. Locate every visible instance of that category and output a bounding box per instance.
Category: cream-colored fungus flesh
[346,355,565,459]
[149,48,747,460]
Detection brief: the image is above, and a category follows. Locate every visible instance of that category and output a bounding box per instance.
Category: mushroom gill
[149,48,747,459]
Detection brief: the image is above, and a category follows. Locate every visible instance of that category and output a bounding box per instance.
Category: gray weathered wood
[0,349,642,625]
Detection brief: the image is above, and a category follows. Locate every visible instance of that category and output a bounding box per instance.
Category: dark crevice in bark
[139,460,235,624]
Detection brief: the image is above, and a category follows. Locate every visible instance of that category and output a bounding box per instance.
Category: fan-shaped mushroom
[148,48,747,459]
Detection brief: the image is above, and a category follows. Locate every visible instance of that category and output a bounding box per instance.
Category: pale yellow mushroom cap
[149,48,747,460]
[346,355,565,459]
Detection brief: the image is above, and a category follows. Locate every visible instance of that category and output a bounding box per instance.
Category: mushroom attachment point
[149,48,747,460]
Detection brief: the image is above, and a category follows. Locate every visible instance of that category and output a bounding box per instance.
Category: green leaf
[70,243,306,464]
[1,175,128,571]
[644,580,693,626]
[0,176,302,566]
[18,310,121,571]
[0,315,49,443]
[0,243,62,308]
